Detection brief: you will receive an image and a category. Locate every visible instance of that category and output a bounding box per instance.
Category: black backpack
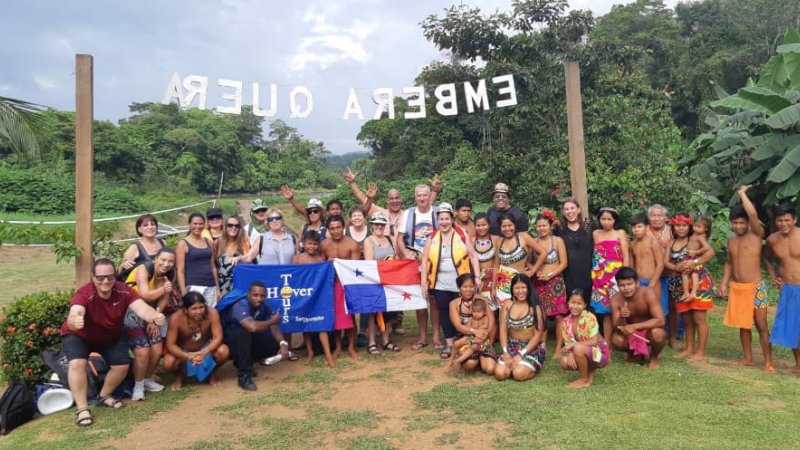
[0,380,36,435]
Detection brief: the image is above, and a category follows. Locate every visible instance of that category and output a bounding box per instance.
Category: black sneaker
[356,333,368,348]
[238,373,257,391]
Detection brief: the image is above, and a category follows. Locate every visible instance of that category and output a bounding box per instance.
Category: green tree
[687,29,800,207]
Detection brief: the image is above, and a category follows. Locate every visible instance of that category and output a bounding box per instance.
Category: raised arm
[280,185,306,215]
[739,185,765,238]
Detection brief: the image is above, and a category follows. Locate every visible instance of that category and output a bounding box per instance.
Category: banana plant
[686,29,800,206]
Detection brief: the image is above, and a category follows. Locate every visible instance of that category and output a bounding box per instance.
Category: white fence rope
[0,200,214,225]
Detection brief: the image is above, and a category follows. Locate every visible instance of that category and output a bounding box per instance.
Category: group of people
[58,174,800,426]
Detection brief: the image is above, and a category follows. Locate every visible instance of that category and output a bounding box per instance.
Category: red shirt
[60,281,140,346]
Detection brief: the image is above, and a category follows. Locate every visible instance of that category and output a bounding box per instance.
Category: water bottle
[262,354,283,366]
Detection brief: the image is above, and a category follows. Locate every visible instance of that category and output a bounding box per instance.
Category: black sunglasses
[226,223,241,229]
[267,216,283,222]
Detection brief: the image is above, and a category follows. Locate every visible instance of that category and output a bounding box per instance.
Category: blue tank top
[184,238,215,286]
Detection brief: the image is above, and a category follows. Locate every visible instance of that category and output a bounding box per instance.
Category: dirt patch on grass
[101,336,504,450]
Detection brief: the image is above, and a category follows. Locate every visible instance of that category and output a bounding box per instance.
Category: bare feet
[567,379,592,389]
[689,353,706,362]
[789,366,800,374]
[209,374,221,387]
[304,352,314,365]
[325,354,336,368]
[648,358,662,369]
[332,347,342,359]
[623,353,638,365]
[764,362,776,373]
[170,375,183,391]
[674,350,693,359]
[348,349,360,360]
[733,359,753,367]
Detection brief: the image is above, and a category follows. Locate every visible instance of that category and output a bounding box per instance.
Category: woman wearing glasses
[256,209,297,265]
[216,215,255,298]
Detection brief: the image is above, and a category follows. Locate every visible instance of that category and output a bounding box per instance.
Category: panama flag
[333,259,426,313]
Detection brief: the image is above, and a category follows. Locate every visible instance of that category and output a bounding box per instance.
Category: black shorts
[61,333,131,366]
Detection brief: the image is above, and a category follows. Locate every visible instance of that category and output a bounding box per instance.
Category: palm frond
[0,96,45,162]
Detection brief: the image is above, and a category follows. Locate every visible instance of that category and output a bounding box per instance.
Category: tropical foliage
[686,29,800,208]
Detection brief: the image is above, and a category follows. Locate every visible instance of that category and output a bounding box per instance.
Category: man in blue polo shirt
[222,281,289,391]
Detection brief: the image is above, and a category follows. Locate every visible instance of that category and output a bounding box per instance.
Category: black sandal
[367,344,382,355]
[75,407,93,427]
[382,342,401,352]
[96,395,125,409]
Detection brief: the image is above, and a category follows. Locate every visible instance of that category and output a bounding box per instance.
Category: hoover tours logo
[266,273,318,325]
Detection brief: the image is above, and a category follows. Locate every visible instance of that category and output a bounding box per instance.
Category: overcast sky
[1,0,680,154]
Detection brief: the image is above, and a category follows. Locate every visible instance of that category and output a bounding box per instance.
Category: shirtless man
[455,198,475,237]
[292,231,335,367]
[321,215,362,360]
[648,204,681,347]
[718,186,774,371]
[163,291,230,390]
[610,267,666,369]
[766,202,800,372]
[629,214,663,290]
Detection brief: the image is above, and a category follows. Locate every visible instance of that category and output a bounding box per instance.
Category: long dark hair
[510,273,540,328]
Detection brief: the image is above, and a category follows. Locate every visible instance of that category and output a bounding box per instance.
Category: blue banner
[222,262,335,333]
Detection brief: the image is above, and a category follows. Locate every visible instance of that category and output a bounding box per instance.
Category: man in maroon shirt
[61,258,166,427]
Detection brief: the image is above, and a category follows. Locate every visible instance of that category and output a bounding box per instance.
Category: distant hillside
[325,151,371,169]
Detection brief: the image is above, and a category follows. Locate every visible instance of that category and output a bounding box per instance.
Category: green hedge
[0,290,72,384]
[0,167,143,214]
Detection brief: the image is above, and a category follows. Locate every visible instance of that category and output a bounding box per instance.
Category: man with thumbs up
[60,258,166,427]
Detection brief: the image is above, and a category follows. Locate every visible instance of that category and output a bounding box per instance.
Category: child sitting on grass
[447,299,492,368]
[560,289,610,388]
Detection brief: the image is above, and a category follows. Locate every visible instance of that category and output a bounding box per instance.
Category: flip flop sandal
[96,395,125,409]
[382,342,401,352]
[367,344,382,355]
[434,343,446,350]
[411,341,429,351]
[287,351,300,361]
[75,407,93,427]
[440,345,453,359]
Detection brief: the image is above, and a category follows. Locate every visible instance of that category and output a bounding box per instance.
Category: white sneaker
[132,381,145,401]
[143,379,165,392]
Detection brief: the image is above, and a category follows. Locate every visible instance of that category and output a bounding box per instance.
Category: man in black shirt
[486,183,529,236]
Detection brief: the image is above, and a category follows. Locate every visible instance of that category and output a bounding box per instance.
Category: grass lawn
[1,305,799,450]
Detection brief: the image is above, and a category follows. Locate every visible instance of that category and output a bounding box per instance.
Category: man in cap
[245,199,269,246]
[486,183,528,236]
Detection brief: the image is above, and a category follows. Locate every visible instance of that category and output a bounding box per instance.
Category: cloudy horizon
[1,0,680,154]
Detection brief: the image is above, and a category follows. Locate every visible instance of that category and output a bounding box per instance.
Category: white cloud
[32,74,57,90]
[289,8,378,71]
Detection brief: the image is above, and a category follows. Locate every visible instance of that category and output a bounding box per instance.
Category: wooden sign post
[564,62,589,215]
[75,54,94,287]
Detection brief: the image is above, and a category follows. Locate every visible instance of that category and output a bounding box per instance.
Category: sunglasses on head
[267,216,283,222]
[93,274,115,282]
[226,223,241,229]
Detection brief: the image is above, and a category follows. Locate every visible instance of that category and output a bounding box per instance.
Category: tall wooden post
[564,62,589,215]
[75,54,94,287]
